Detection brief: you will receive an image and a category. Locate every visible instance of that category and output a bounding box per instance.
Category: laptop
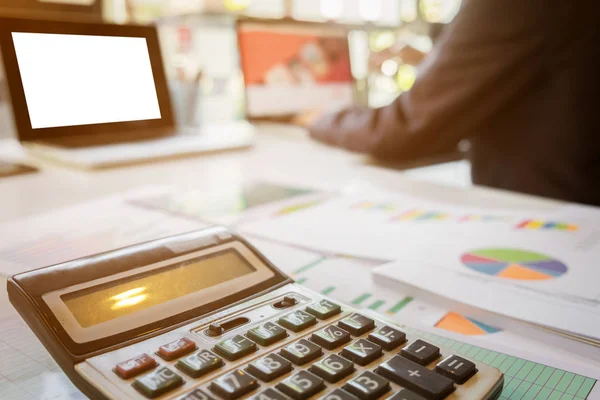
[0,17,255,169]
[237,19,355,123]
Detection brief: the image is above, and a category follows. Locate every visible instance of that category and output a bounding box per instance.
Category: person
[308,0,600,206]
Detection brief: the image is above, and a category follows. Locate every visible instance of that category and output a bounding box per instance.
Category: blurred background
[0,0,462,137]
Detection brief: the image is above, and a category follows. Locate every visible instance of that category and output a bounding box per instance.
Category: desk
[0,123,588,399]
[0,123,559,224]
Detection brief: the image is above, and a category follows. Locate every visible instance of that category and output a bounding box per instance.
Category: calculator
[7,227,503,400]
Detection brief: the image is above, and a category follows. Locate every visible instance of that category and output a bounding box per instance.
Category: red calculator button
[115,353,157,379]
[158,338,197,361]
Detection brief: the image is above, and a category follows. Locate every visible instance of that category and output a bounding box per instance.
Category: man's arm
[309,0,547,160]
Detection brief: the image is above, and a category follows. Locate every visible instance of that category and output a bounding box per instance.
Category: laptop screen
[11,33,161,129]
[238,21,354,118]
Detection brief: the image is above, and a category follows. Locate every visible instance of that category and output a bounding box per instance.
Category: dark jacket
[309,0,600,206]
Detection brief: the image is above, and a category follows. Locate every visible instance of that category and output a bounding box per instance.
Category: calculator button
[400,340,440,366]
[214,335,258,361]
[177,388,216,400]
[338,314,375,336]
[311,325,351,350]
[280,339,323,365]
[435,355,477,384]
[376,356,454,400]
[319,389,360,400]
[253,388,290,400]
[341,339,383,366]
[309,354,354,383]
[114,353,157,379]
[387,389,426,400]
[306,300,342,319]
[247,353,293,382]
[210,369,259,400]
[279,310,317,332]
[247,322,288,346]
[276,370,325,400]
[343,371,390,400]
[158,337,197,361]
[133,367,184,399]
[368,327,406,351]
[176,350,223,378]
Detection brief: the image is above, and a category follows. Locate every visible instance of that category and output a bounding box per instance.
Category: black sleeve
[309,0,547,160]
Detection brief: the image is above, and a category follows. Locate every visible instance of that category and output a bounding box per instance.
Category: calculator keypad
[343,371,390,400]
[306,300,342,320]
[280,339,323,365]
[400,340,441,366]
[177,388,216,400]
[435,355,477,384]
[276,370,325,400]
[214,335,258,361]
[133,367,184,398]
[247,322,288,346]
[247,354,293,382]
[279,310,317,332]
[210,370,259,400]
[338,314,375,336]
[310,325,351,350]
[94,290,502,400]
[159,338,198,361]
[114,353,157,379]
[177,350,223,378]
[309,354,354,383]
[340,339,383,366]
[377,356,455,400]
[368,326,406,351]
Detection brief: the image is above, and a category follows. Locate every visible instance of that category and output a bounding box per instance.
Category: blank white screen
[12,33,162,129]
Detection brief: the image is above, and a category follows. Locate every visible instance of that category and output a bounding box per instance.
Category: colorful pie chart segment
[435,312,501,336]
[461,248,567,281]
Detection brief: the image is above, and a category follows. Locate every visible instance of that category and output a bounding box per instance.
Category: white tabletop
[0,123,560,224]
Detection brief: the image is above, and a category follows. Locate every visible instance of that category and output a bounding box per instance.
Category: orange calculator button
[158,338,197,361]
[115,353,157,379]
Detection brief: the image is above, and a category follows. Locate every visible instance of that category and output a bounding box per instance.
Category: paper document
[240,193,572,261]
[0,187,205,276]
[372,216,600,344]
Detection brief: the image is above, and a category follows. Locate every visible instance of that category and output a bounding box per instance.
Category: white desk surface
[0,123,559,224]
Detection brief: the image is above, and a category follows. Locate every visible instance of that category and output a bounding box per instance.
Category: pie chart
[461,248,567,281]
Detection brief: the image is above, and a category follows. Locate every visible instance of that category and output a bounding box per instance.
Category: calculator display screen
[61,250,255,328]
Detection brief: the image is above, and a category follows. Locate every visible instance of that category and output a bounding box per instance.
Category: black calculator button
[368,326,406,351]
[400,340,440,366]
[306,300,342,319]
[311,325,351,350]
[176,350,223,378]
[319,389,360,400]
[387,389,427,400]
[279,310,317,332]
[210,369,259,400]
[341,339,383,366]
[115,353,157,379]
[252,388,290,400]
[435,355,477,384]
[343,371,390,400]
[376,356,454,400]
[133,367,184,399]
[276,370,325,400]
[214,335,258,361]
[280,339,323,365]
[247,322,288,346]
[177,388,216,400]
[247,353,293,382]
[338,314,375,336]
[309,354,355,383]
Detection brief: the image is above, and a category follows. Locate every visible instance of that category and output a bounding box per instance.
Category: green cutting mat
[403,327,596,400]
